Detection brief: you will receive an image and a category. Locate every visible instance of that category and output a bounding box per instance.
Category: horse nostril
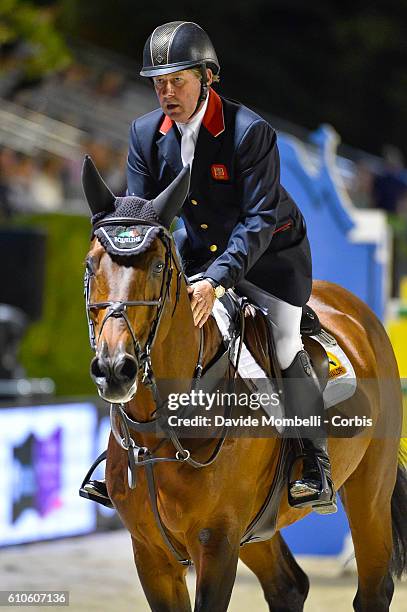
[90,356,108,380]
[115,355,138,381]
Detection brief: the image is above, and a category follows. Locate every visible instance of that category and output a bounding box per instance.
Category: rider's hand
[187,280,216,328]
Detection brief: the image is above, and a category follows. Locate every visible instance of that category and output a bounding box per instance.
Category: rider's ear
[82,155,116,216]
[152,165,190,228]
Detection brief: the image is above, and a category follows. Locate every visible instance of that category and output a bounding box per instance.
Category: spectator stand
[0,39,393,221]
[279,124,390,320]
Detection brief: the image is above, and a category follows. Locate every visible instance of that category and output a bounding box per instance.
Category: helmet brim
[140,59,218,78]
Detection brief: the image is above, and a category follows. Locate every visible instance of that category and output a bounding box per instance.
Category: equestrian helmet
[140,21,220,78]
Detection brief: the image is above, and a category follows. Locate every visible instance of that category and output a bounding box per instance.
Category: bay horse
[82,156,407,612]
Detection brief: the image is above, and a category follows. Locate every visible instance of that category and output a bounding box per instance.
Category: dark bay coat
[127,88,312,306]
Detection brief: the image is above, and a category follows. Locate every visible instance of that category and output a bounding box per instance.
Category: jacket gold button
[209,244,217,252]
[191,199,198,205]
[200,224,208,230]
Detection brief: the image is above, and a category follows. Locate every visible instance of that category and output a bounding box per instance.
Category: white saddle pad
[211,297,356,415]
[311,332,357,408]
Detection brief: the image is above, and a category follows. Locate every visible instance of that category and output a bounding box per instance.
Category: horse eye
[153,262,164,274]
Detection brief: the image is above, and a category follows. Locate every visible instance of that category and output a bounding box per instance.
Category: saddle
[217,291,329,391]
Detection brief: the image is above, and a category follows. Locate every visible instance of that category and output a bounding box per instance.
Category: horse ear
[152,165,190,228]
[81,155,116,216]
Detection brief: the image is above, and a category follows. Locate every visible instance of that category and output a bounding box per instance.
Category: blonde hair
[190,67,220,83]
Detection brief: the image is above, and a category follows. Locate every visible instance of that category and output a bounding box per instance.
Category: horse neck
[127,273,223,423]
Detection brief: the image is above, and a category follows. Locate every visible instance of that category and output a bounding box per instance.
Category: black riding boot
[282,350,337,515]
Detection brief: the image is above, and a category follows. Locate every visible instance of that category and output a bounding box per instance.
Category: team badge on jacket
[211,164,229,181]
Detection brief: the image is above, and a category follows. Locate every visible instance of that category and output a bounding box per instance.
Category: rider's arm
[204,120,282,289]
[127,120,158,199]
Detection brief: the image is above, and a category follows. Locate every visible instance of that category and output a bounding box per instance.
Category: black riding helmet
[140,21,220,117]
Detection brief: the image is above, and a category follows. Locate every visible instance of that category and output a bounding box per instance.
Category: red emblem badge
[211,164,229,181]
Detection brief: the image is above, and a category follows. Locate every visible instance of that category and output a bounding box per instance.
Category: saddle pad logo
[327,351,347,379]
[211,164,229,181]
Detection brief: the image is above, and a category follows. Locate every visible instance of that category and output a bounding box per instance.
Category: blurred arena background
[1,1,406,609]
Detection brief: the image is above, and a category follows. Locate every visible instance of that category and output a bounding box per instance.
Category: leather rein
[85,216,243,565]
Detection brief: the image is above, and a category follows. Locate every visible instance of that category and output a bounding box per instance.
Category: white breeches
[236,280,303,370]
[264,293,303,369]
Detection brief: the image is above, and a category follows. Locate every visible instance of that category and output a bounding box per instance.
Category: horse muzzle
[90,351,139,403]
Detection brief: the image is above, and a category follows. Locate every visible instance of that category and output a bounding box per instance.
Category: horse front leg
[131,536,192,612]
[187,521,241,612]
[239,532,309,611]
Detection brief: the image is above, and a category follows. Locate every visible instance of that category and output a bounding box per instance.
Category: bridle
[85,216,184,386]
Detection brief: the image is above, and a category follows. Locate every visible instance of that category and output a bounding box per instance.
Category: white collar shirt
[176,94,209,167]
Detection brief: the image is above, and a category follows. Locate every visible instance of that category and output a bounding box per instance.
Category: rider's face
[153,69,212,123]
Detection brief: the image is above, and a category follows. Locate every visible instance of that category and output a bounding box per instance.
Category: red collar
[158,88,225,137]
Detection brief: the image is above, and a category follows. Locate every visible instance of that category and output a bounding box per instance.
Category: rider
[81,21,336,514]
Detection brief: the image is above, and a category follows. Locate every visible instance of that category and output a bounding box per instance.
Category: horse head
[82,156,190,403]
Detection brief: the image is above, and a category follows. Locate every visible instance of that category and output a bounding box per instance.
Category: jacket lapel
[191,88,225,188]
[157,118,183,176]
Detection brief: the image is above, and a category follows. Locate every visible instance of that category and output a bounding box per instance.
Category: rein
[86,216,244,565]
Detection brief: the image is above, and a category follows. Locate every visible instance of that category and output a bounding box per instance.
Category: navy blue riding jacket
[127,87,312,306]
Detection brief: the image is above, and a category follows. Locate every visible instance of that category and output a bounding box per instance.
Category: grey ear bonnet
[93,197,162,257]
[82,156,190,256]
[81,155,115,216]
[92,196,159,226]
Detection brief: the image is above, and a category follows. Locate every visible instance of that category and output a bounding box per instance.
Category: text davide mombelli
[166,390,373,429]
